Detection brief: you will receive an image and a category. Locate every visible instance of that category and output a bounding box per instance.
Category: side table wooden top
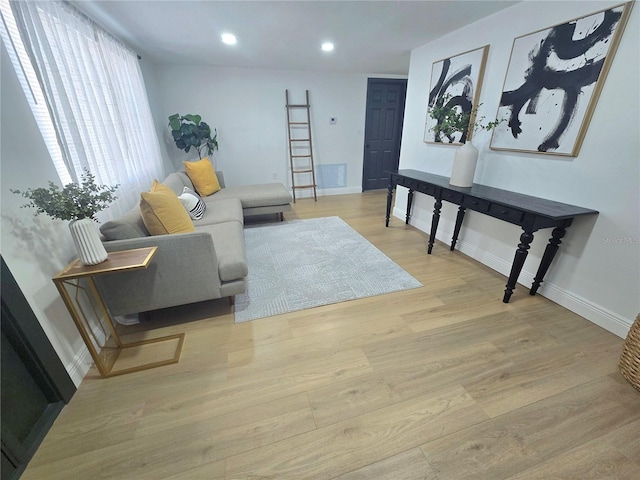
[53,246,158,281]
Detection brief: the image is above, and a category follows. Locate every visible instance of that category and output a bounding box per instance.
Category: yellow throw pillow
[183,158,221,196]
[139,185,195,235]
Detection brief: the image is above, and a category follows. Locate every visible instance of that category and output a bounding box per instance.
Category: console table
[386,169,598,303]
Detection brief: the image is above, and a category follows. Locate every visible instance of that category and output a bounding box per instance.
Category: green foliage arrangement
[11,169,118,222]
[428,94,505,143]
[168,113,218,159]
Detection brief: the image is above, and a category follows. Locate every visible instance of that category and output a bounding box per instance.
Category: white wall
[139,59,175,176]
[1,45,91,385]
[398,0,639,337]
[150,65,404,196]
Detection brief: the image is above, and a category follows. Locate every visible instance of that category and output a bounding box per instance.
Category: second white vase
[69,218,108,266]
[449,141,479,188]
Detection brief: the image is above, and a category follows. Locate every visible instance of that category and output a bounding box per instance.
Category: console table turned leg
[451,206,466,251]
[503,231,534,303]
[530,227,566,296]
[406,189,414,224]
[428,198,442,254]
[385,183,393,227]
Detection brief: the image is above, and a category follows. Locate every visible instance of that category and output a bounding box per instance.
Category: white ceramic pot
[449,141,479,188]
[69,218,108,265]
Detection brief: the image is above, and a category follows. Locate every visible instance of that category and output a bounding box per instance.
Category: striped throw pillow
[178,186,206,220]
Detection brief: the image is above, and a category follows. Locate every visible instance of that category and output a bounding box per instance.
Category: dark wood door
[362,78,407,191]
[1,257,75,479]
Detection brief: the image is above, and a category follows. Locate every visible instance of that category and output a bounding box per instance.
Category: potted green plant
[428,94,505,143]
[427,95,504,187]
[168,113,218,160]
[11,169,118,265]
[427,97,472,144]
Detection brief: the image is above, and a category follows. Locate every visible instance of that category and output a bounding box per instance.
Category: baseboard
[392,208,632,338]
[294,186,362,198]
[65,323,108,385]
[319,186,362,196]
[66,347,92,386]
[531,280,632,339]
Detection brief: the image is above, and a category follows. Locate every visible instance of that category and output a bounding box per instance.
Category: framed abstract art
[490,2,633,156]
[424,45,489,145]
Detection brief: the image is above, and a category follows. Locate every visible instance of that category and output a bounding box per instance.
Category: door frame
[361,77,407,191]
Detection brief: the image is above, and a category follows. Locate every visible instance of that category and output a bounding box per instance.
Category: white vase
[69,218,108,265]
[449,141,479,188]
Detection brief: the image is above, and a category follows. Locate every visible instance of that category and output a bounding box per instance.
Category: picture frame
[490,2,633,156]
[424,45,489,145]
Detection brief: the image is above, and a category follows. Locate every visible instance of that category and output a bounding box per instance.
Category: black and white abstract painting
[490,2,632,156]
[424,45,489,145]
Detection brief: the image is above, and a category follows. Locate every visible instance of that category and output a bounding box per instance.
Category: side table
[52,247,185,378]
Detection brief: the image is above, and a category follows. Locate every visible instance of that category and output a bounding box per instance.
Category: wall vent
[316,163,347,188]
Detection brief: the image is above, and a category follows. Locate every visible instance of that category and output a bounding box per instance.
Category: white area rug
[234,216,422,323]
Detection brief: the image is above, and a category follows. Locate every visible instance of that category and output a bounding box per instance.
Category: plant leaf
[167,113,218,155]
[183,114,201,125]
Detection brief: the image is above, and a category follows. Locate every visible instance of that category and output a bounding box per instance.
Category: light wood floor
[23,191,639,480]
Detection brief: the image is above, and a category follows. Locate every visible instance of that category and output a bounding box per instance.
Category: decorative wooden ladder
[285,89,317,202]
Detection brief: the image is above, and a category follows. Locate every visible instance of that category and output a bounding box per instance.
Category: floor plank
[421,376,640,480]
[224,384,487,479]
[503,420,640,479]
[333,447,437,480]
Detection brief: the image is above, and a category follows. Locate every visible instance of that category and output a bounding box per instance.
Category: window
[0,0,163,219]
[0,0,68,183]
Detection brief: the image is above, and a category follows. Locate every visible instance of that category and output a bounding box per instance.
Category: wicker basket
[619,314,640,392]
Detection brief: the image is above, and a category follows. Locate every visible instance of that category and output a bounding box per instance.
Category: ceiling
[72,0,519,75]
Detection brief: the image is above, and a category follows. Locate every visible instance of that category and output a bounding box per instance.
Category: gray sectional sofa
[95,171,292,317]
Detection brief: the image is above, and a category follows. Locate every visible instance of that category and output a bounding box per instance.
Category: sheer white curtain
[4,0,163,219]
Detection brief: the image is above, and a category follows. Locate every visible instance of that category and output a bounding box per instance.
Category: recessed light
[221,33,237,45]
[321,42,334,52]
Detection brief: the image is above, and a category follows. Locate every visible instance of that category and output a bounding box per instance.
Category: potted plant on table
[168,113,218,160]
[427,94,504,187]
[11,169,118,265]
